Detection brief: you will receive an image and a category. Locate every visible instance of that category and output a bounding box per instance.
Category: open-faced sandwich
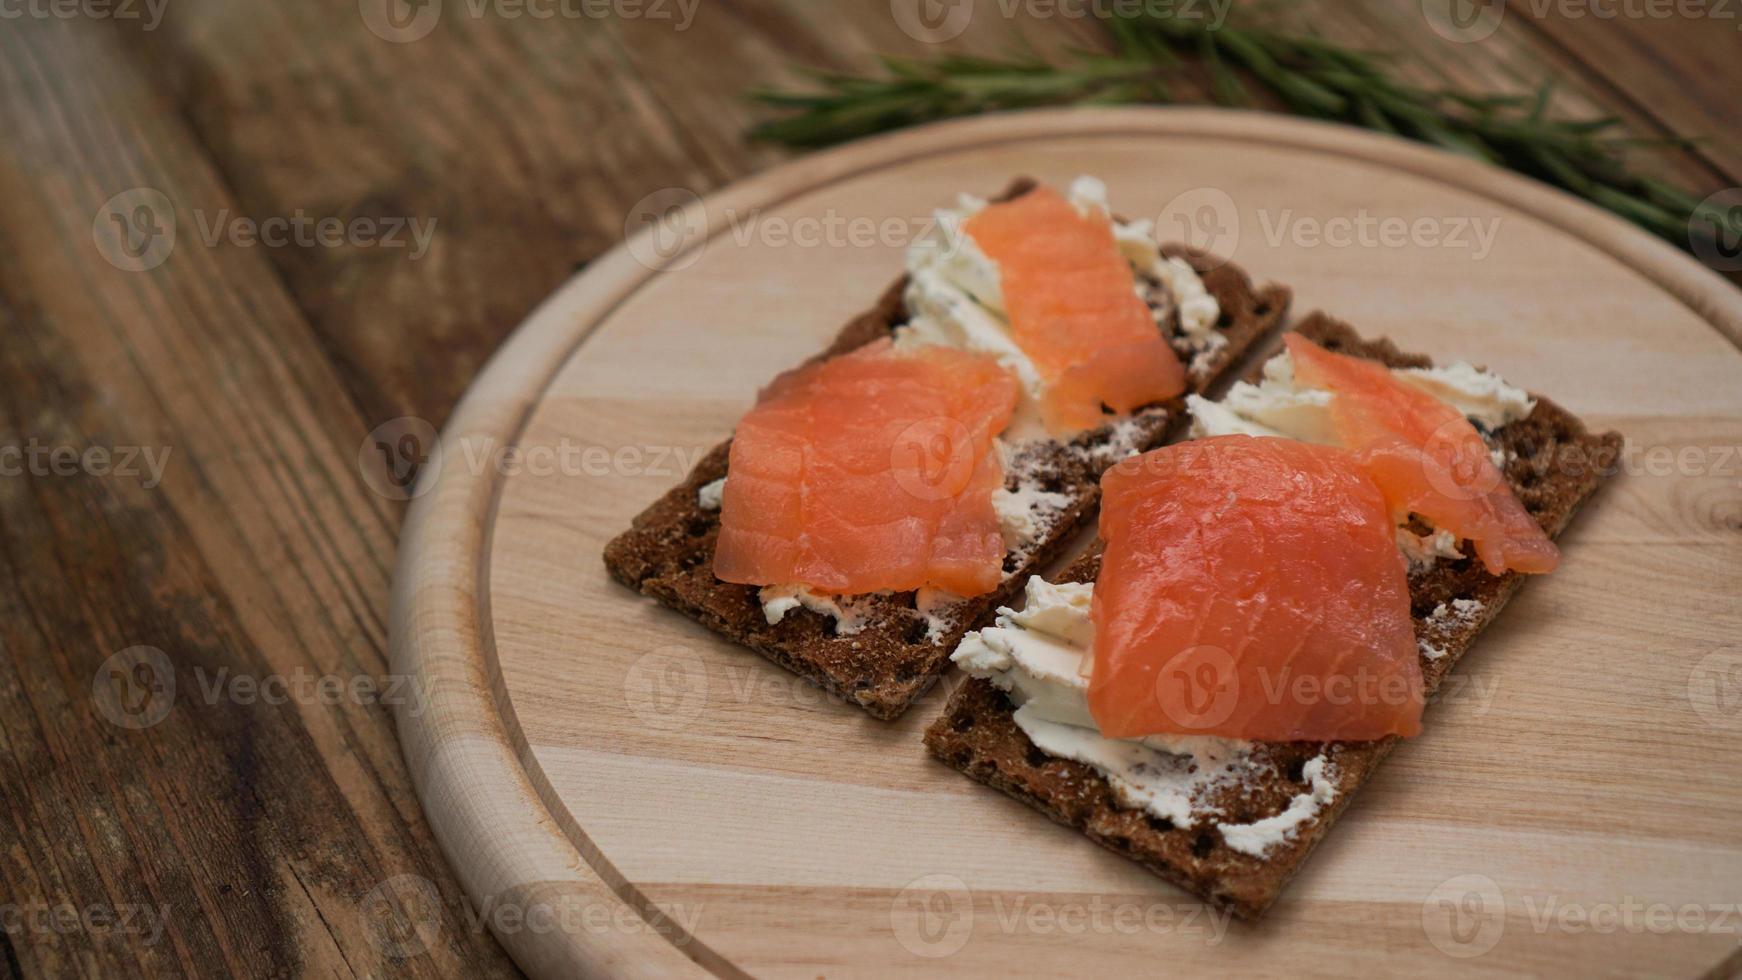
[924,315,1622,918]
[605,177,1289,717]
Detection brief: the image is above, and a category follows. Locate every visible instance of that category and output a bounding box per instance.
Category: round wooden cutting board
[389,108,1742,979]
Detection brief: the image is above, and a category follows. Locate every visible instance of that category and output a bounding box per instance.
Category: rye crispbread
[923,312,1624,919]
[603,178,1290,719]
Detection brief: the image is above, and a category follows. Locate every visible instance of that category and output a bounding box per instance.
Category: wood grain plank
[0,16,516,978]
[121,0,1110,428]
[1241,1,1732,200]
[1499,0,1742,189]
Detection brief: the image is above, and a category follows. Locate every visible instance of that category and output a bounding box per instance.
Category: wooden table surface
[2,2,1737,977]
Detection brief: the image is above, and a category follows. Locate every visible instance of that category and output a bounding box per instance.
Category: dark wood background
[1,0,1736,975]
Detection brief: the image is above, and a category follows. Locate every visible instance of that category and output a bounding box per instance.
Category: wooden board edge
[388,106,1742,979]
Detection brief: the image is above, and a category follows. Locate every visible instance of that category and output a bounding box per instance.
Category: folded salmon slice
[1088,436,1422,742]
[1284,335,1558,575]
[965,186,1186,434]
[713,339,1019,598]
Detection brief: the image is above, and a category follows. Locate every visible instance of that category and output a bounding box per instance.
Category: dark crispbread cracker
[924,312,1624,919]
[603,178,1290,719]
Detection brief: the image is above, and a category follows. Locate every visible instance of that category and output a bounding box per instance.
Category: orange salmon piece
[1284,335,1558,575]
[965,187,1185,434]
[1088,436,1423,742]
[713,339,1019,597]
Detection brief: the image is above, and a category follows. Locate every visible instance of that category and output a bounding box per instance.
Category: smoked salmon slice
[965,187,1186,434]
[1088,436,1423,742]
[713,339,1019,598]
[1284,335,1558,575]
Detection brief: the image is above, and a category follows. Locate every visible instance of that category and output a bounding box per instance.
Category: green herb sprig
[747,7,1729,251]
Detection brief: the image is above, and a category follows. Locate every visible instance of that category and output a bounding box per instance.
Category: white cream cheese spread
[758,584,875,636]
[951,576,1336,849]
[1397,526,1465,571]
[1430,598,1485,631]
[1396,362,1536,431]
[991,480,1073,550]
[1214,755,1339,857]
[1187,349,1534,443]
[896,176,1222,444]
[1418,598,1486,662]
[696,477,725,510]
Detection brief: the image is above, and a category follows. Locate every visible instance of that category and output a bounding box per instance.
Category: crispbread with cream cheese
[922,313,1623,917]
[602,177,1290,719]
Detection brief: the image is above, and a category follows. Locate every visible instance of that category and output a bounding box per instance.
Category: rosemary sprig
[746,53,1173,149]
[746,7,1731,253]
